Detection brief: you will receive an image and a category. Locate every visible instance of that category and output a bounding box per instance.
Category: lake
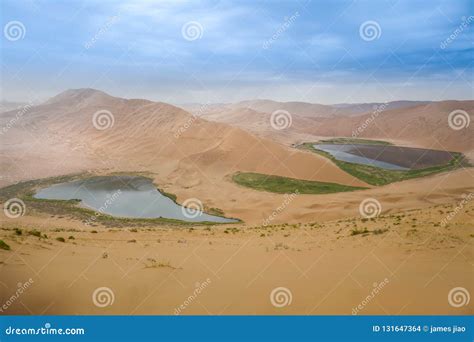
[313,144,454,170]
[34,176,238,223]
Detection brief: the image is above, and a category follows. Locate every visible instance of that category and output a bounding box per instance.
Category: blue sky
[1,0,473,104]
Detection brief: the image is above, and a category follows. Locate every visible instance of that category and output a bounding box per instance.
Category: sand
[0,89,472,315]
[0,196,472,315]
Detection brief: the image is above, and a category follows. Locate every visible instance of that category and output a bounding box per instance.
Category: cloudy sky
[1,0,473,104]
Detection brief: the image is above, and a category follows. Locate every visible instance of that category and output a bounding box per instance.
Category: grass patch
[351,228,369,236]
[0,239,11,250]
[0,173,237,227]
[156,187,177,202]
[232,172,366,194]
[318,138,393,145]
[207,207,225,216]
[143,258,176,269]
[299,143,469,186]
[28,229,42,238]
[351,228,388,236]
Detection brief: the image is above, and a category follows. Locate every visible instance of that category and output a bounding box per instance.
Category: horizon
[2,0,473,104]
[1,86,471,108]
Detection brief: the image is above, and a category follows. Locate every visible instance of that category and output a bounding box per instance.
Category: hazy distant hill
[310,101,474,152]
[0,101,30,113]
[0,89,365,189]
[182,99,472,153]
[332,101,432,116]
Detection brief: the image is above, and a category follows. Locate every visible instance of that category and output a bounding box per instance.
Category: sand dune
[0,90,472,316]
[311,101,474,153]
[0,89,471,225]
[0,186,472,315]
[0,89,369,223]
[332,100,432,116]
[192,99,473,154]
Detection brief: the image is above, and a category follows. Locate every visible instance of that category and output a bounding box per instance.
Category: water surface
[34,176,238,223]
[313,143,454,170]
[314,144,408,170]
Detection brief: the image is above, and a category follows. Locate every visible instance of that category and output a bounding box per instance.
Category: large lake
[34,176,238,223]
[313,144,454,170]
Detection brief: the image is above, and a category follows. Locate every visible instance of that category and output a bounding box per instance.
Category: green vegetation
[299,143,469,186]
[28,229,42,238]
[351,228,369,236]
[56,237,65,242]
[144,258,176,269]
[232,172,366,194]
[157,187,177,202]
[207,207,225,216]
[0,239,11,250]
[318,137,393,145]
[0,173,238,227]
[351,227,388,236]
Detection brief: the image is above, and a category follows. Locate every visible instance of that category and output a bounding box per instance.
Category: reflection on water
[34,176,238,223]
[314,144,409,170]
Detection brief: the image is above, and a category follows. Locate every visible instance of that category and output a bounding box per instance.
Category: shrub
[28,230,42,238]
[351,228,369,236]
[372,229,388,235]
[0,240,11,250]
[56,237,65,242]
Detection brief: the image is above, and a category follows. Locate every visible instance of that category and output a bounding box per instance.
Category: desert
[0,89,472,315]
[1,0,473,322]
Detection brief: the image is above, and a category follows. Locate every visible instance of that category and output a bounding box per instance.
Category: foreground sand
[0,90,472,315]
[0,198,472,315]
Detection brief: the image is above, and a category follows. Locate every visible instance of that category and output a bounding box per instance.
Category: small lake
[313,144,454,170]
[34,176,238,223]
